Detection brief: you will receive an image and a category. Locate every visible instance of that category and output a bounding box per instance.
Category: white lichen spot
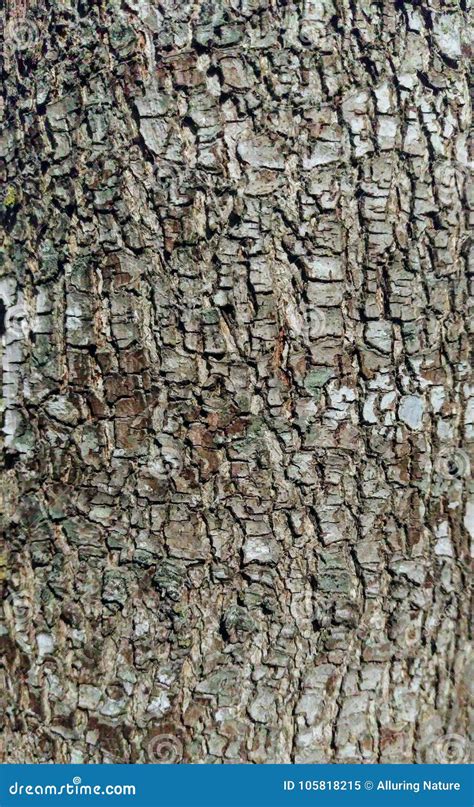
[399,395,425,431]
[37,632,55,656]
[147,693,171,717]
[243,535,280,564]
[433,14,462,60]
[434,521,454,558]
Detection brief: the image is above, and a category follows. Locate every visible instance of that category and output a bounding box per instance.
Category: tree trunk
[1,0,471,765]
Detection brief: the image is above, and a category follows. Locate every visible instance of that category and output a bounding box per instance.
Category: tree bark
[1,0,472,764]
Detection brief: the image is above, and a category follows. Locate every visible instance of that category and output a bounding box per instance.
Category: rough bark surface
[1,0,472,764]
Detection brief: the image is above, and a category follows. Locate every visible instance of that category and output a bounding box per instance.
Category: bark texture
[1,0,473,764]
